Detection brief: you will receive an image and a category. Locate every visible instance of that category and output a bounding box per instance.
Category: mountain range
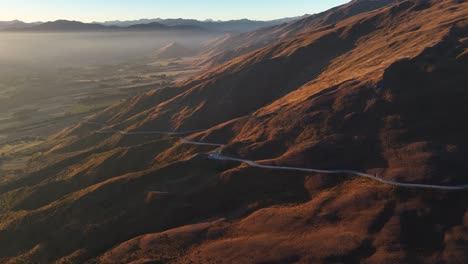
[1,16,306,33]
[4,20,205,32]
[0,20,41,30]
[200,0,406,67]
[98,16,307,32]
[0,0,467,263]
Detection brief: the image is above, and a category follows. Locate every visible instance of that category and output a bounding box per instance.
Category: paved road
[84,120,468,191]
[206,150,468,191]
[181,138,225,147]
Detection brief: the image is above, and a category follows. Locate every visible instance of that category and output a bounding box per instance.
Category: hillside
[155,42,196,59]
[0,0,467,263]
[200,0,405,67]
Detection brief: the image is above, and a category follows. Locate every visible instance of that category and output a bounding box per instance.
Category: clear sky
[0,0,350,22]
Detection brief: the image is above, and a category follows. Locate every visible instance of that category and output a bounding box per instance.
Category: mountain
[5,20,206,32]
[99,18,165,27]
[157,17,308,32]
[0,20,41,30]
[127,21,167,29]
[128,22,204,31]
[99,16,307,33]
[155,42,196,59]
[8,20,114,31]
[0,0,467,263]
[200,0,405,67]
[2,16,306,33]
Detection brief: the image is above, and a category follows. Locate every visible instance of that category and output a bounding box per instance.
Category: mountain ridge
[199,0,406,67]
[98,16,308,32]
[5,19,207,32]
[1,15,307,33]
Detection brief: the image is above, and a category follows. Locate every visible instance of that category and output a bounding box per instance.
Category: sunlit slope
[200,0,405,67]
[0,0,467,263]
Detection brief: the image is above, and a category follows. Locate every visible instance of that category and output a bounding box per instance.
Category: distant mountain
[7,20,114,31]
[0,20,41,30]
[99,16,307,33]
[128,22,204,31]
[156,17,308,32]
[99,18,165,27]
[4,20,208,32]
[2,16,306,33]
[127,21,167,30]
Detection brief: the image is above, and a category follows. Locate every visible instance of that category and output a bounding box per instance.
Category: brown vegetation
[0,0,467,263]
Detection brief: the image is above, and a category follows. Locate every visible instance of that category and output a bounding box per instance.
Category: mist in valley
[0,31,215,71]
[0,31,218,144]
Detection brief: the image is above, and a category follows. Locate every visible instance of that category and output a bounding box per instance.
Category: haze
[0,29,218,146]
[0,32,213,73]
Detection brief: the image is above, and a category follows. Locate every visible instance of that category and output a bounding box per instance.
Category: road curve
[206,152,468,191]
[84,120,468,191]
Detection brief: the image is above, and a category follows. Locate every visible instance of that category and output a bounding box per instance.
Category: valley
[0,32,211,180]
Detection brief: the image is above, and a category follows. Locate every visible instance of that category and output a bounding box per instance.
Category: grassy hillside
[0,0,467,263]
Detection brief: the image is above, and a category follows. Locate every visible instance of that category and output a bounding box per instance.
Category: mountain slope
[0,0,467,263]
[155,42,196,59]
[200,0,404,67]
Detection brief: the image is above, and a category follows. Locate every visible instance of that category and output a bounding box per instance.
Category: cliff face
[0,1,467,263]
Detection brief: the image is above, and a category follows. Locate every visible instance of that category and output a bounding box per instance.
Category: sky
[0,0,350,22]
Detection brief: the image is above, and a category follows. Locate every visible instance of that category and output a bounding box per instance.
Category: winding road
[85,121,468,191]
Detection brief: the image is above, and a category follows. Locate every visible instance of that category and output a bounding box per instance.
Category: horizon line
[3,14,311,24]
